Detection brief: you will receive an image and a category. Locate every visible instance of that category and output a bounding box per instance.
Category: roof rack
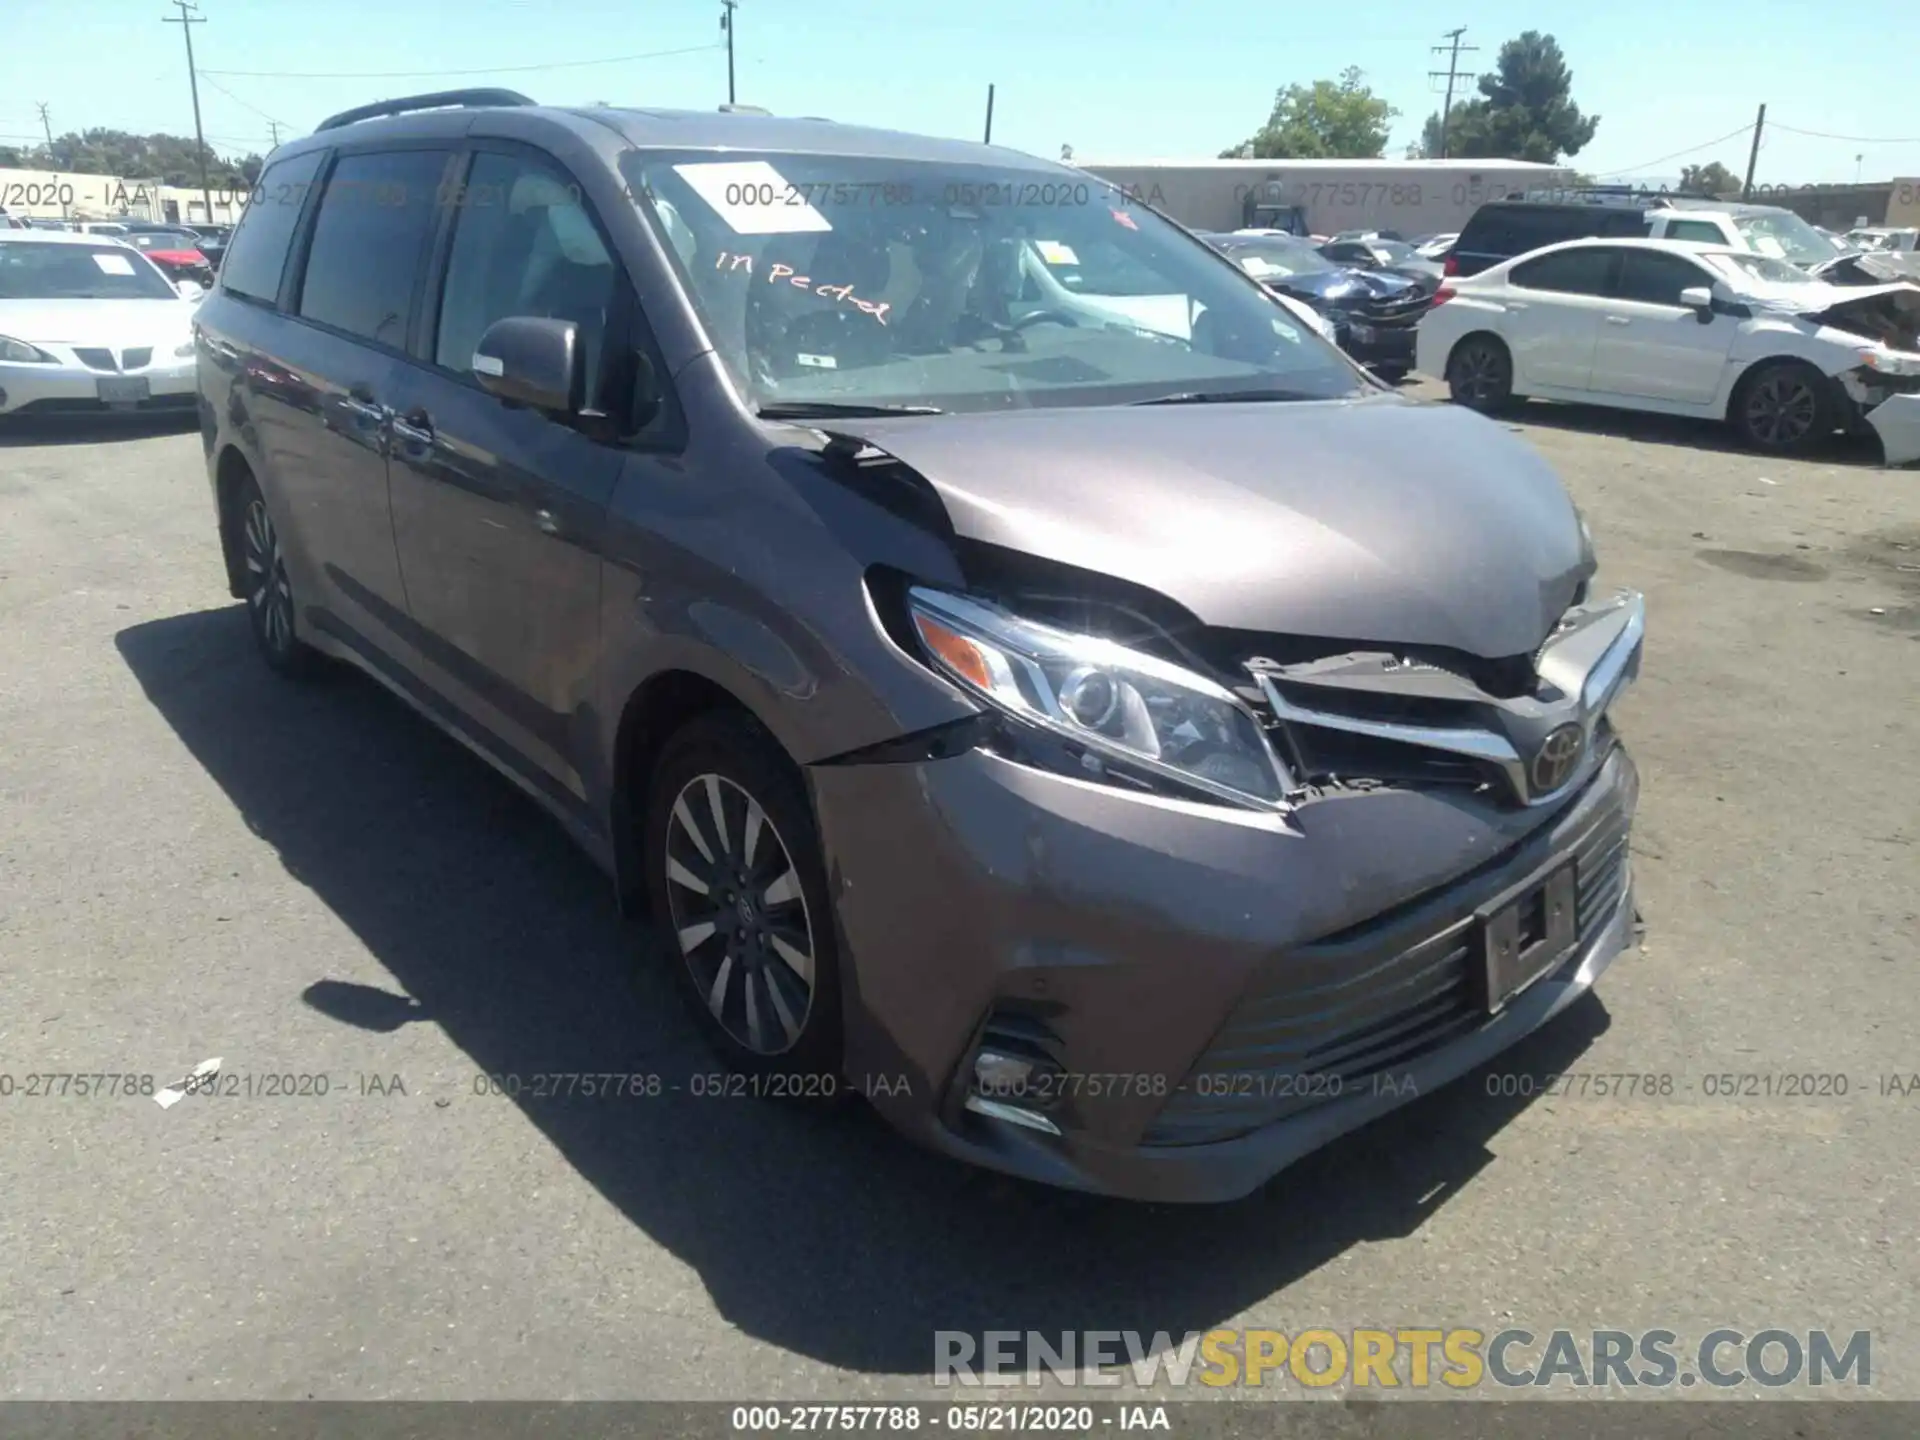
[315,88,537,133]
[718,103,772,115]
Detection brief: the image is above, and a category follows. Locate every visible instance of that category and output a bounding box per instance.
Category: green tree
[32,129,257,188]
[1223,67,1398,160]
[1679,160,1740,197]
[1417,32,1598,162]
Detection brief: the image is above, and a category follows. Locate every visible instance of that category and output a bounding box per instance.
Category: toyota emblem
[1530,723,1585,794]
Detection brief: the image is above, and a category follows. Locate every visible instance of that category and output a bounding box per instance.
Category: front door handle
[390,407,435,448]
[534,507,560,536]
[1605,315,1631,326]
[341,386,388,425]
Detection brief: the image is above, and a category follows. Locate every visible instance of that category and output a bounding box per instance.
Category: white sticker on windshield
[472,353,504,377]
[92,253,136,275]
[672,161,833,235]
[1035,240,1079,266]
[1754,236,1786,259]
[1240,255,1277,277]
[796,353,838,369]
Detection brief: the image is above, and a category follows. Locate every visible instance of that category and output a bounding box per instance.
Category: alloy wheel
[663,772,816,1055]
[1451,343,1505,406]
[1744,373,1818,448]
[242,496,294,654]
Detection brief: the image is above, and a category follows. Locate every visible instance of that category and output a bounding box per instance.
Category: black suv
[1447,198,1652,278]
[192,89,1644,1202]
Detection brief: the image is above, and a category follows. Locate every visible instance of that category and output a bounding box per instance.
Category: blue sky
[4,0,1917,186]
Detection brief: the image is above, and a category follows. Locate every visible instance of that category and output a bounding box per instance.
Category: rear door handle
[1605,316,1631,326]
[1507,301,1528,311]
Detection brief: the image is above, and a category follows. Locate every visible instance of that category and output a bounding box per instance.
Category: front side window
[620,152,1363,415]
[221,150,324,304]
[297,148,450,347]
[0,240,178,300]
[433,150,619,405]
[1614,250,1714,306]
[1509,247,1616,296]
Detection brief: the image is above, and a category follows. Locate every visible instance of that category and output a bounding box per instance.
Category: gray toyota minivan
[195,89,1645,1202]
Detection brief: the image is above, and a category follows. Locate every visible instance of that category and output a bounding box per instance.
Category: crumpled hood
[844,395,1591,659]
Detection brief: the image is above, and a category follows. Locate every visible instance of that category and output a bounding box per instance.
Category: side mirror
[176,279,205,302]
[1678,286,1715,322]
[472,316,580,413]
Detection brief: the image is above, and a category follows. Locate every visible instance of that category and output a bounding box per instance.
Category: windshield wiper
[1130,387,1327,406]
[757,400,944,419]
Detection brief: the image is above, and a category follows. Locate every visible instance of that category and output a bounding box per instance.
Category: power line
[195,72,293,131]
[1768,121,1920,145]
[1600,121,1756,178]
[199,40,722,81]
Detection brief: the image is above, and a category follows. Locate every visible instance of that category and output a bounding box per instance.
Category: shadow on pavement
[117,603,1610,1375]
[0,409,200,448]
[1498,397,1884,466]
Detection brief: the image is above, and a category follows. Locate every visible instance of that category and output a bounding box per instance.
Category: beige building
[0,166,249,225]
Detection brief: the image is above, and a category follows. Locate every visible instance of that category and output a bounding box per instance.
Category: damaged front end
[1815,283,1920,465]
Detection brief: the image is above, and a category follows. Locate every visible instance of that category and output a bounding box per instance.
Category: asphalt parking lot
[1,388,1916,1404]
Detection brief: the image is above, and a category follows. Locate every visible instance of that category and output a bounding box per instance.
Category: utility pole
[1427,27,1478,159]
[719,0,738,106]
[983,84,995,145]
[36,102,57,166]
[163,0,215,226]
[267,120,281,148]
[1740,102,1766,200]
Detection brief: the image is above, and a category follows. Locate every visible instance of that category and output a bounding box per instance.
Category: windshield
[622,152,1364,415]
[1709,253,1817,288]
[1215,236,1335,279]
[0,241,179,300]
[1731,210,1844,266]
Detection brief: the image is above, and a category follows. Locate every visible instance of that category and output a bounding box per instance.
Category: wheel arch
[1724,353,1844,426]
[213,444,255,599]
[609,669,797,919]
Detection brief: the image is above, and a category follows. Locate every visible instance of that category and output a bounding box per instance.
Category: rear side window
[220,150,324,304]
[1615,250,1713,306]
[298,149,451,348]
[1509,248,1616,295]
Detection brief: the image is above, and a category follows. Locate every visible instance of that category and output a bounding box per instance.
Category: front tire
[233,473,319,677]
[1731,360,1834,455]
[1446,335,1515,412]
[642,712,843,1084]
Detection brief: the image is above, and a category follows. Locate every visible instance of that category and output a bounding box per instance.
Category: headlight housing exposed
[0,335,56,364]
[906,586,1293,809]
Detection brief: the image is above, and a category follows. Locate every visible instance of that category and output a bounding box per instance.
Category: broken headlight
[905,586,1292,808]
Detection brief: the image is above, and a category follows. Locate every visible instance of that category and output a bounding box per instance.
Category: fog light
[972,1049,1034,1097]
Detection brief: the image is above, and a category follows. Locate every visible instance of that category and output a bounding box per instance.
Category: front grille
[1143,766,1630,1147]
[73,347,118,372]
[122,347,153,371]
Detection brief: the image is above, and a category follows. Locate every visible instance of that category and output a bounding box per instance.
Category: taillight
[1431,285,1455,306]
[1442,251,1460,277]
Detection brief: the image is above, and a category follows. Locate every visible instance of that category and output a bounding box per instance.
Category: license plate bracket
[96,376,150,406]
[1477,862,1577,1013]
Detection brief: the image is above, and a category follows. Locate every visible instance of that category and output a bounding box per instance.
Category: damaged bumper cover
[1839,371,1920,466]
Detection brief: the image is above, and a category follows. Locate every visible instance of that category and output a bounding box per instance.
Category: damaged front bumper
[1838,368,1920,465]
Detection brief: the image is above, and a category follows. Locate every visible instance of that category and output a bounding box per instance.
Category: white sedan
[1415,236,1920,462]
[0,230,203,418]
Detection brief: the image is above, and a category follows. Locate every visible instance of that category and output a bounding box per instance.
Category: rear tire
[1445,335,1515,412]
[1730,360,1834,455]
[642,712,844,1089]
[232,473,320,678]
